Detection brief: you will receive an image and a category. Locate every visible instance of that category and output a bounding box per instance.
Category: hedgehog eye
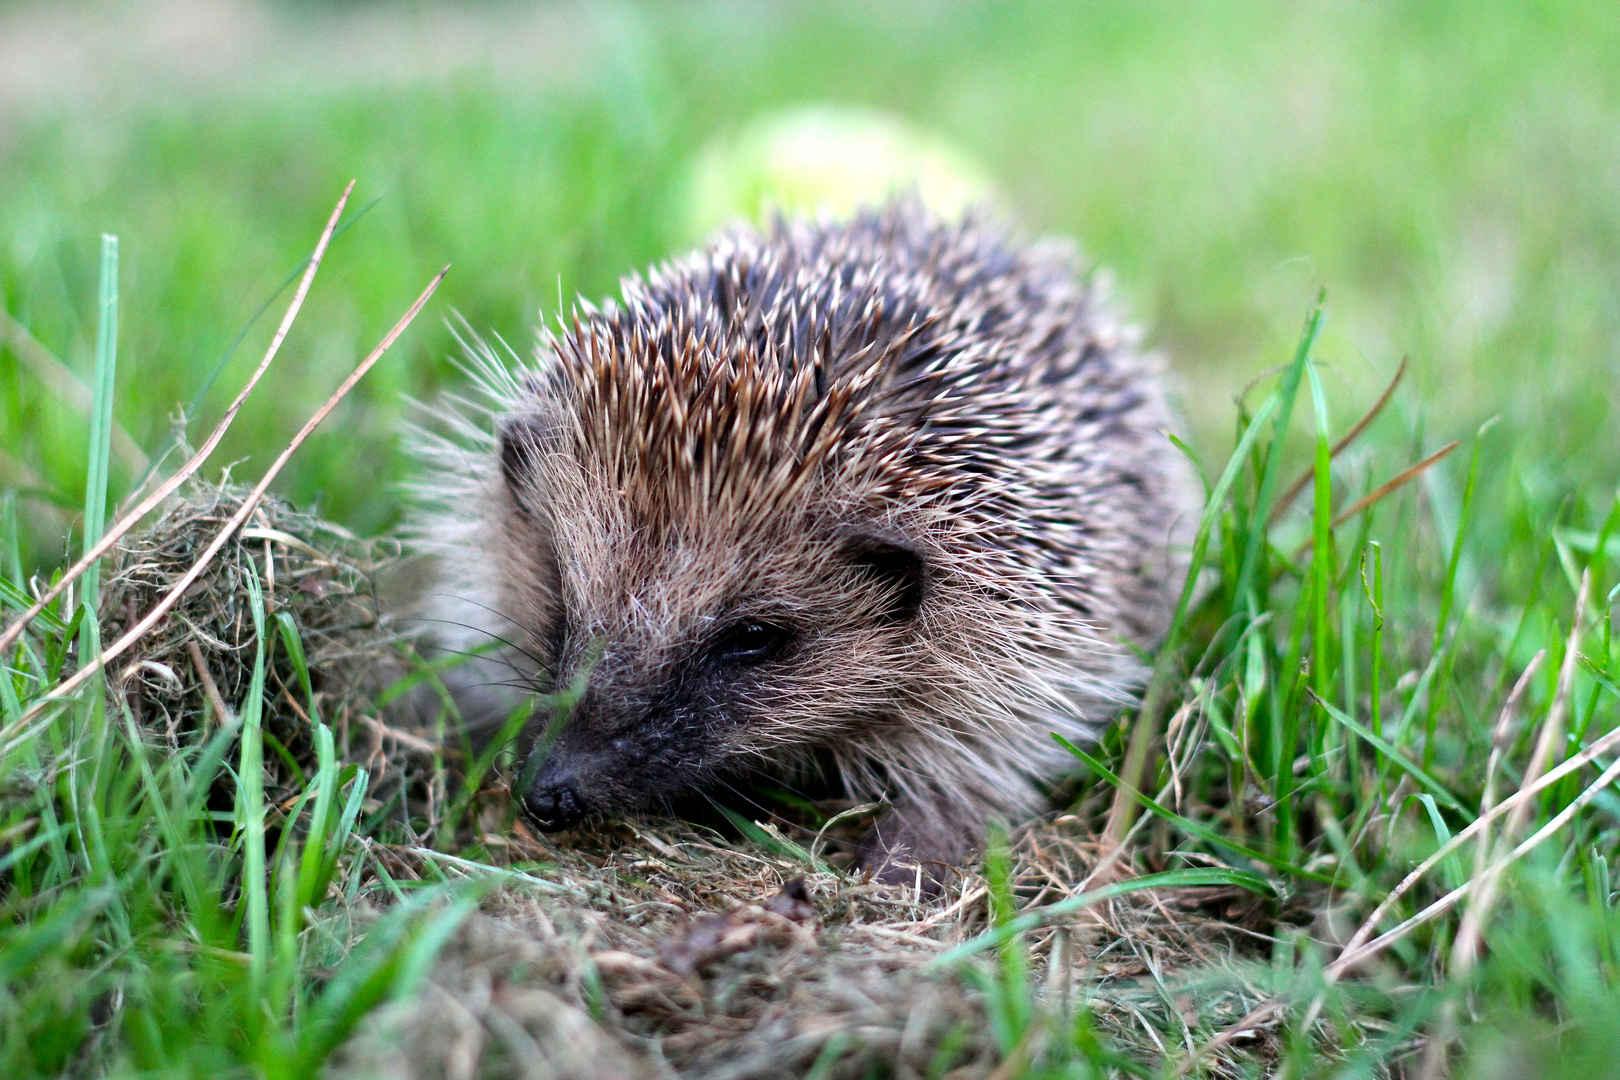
[708,621,794,666]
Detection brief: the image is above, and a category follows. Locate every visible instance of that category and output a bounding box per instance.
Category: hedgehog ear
[840,530,926,623]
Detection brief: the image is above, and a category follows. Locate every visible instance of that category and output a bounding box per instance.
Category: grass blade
[1336,689,1620,966]
[238,570,272,992]
[296,722,339,911]
[274,610,317,721]
[716,803,829,872]
[1102,391,1282,849]
[80,233,119,623]
[1312,694,1467,812]
[0,310,147,478]
[1328,749,1620,980]
[1063,734,1334,883]
[1234,294,1322,608]
[289,889,481,1077]
[1269,356,1407,525]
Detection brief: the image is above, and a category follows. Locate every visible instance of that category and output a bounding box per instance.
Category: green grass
[6,1,1620,1076]
[0,480,483,1076]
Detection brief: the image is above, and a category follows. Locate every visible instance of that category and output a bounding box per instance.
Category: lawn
[4,1,1620,1076]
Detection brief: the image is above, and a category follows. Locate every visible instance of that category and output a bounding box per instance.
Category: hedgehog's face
[495,417,930,831]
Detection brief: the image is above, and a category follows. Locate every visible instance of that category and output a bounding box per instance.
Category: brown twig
[1269,357,1408,526]
[0,265,447,742]
[1330,439,1461,532]
[1290,439,1461,560]
[185,639,234,724]
[0,181,355,662]
[353,712,451,759]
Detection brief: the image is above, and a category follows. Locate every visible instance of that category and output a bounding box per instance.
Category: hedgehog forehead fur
[411,201,1192,877]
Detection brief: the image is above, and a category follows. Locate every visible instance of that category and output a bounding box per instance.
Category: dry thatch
[100,481,429,826]
[106,484,1308,1079]
[329,809,1298,1080]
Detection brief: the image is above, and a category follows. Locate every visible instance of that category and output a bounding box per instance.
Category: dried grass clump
[101,481,412,804]
[334,810,1302,1080]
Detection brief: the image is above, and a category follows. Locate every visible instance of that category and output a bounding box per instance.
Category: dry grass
[102,483,420,817]
[331,814,1299,1079]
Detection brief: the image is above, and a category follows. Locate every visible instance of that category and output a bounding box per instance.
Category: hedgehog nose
[523,783,583,832]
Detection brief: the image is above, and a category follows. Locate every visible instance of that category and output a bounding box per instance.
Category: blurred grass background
[2,0,1617,567]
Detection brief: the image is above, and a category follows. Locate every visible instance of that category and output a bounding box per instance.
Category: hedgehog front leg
[853,799,981,893]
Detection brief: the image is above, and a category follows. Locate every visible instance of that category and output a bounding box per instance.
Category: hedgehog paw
[853,805,974,898]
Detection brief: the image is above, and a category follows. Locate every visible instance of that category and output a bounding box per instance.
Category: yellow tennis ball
[684,106,997,241]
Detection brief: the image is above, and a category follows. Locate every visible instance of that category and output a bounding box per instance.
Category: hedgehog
[411,201,1193,882]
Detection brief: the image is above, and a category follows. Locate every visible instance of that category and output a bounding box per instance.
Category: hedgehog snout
[518,780,583,835]
[518,711,660,831]
[521,765,585,832]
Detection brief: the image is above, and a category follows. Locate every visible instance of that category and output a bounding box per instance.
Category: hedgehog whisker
[408,611,548,673]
